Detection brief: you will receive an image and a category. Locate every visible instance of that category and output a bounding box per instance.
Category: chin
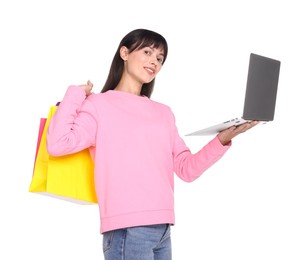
[145,77,155,84]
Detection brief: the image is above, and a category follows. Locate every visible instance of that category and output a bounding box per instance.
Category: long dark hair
[101,29,168,98]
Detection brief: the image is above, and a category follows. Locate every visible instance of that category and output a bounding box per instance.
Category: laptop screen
[242,53,281,121]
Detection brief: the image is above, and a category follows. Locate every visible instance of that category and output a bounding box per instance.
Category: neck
[115,77,142,96]
[114,85,141,96]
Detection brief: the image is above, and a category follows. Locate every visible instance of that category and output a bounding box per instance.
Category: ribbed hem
[100,209,175,233]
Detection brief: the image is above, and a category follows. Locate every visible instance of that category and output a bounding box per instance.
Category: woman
[47,28,257,260]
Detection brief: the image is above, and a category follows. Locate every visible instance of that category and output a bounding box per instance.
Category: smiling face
[120,45,165,89]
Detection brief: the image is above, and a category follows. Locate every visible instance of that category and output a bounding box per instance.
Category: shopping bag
[29,105,97,204]
[32,118,47,174]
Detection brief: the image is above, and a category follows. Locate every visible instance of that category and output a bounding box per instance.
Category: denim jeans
[103,224,172,260]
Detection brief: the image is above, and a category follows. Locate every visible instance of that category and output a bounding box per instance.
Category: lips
[144,67,156,75]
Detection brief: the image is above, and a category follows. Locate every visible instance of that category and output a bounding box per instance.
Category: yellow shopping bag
[29,105,97,204]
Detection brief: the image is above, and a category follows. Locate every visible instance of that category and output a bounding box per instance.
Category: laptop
[186,53,281,136]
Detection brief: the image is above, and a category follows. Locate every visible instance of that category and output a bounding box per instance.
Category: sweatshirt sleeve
[171,111,231,182]
[47,85,97,156]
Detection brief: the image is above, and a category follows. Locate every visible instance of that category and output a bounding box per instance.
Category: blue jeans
[103,224,172,260]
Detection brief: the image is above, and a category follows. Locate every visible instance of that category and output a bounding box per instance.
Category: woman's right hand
[80,80,94,96]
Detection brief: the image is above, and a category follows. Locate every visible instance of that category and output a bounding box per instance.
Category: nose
[149,55,158,66]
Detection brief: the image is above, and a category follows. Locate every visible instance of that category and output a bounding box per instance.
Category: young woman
[47,28,257,260]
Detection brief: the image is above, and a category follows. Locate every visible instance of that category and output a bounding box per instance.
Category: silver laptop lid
[242,53,281,121]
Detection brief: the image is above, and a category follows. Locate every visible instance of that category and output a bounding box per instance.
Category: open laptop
[186,53,281,136]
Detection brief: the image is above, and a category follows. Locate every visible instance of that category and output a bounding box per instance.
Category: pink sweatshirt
[47,86,231,233]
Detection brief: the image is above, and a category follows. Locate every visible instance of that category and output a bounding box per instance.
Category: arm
[47,83,97,156]
[173,134,230,182]
[172,114,258,182]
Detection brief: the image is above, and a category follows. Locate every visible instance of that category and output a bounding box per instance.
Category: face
[121,45,165,86]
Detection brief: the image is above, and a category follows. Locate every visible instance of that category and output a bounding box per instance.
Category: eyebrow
[148,46,165,57]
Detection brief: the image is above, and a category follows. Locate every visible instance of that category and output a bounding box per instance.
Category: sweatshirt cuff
[211,135,232,153]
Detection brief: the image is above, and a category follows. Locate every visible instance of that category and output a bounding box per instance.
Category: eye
[157,57,164,64]
[144,50,151,55]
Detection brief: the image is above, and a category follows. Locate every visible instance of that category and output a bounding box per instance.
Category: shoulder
[85,91,111,103]
[150,98,173,112]
[148,97,171,110]
[149,98,176,123]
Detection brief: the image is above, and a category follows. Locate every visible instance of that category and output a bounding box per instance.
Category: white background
[1,0,306,259]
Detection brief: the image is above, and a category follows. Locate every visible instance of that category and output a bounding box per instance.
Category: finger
[87,80,93,88]
[238,123,251,132]
[243,121,258,130]
[236,121,256,132]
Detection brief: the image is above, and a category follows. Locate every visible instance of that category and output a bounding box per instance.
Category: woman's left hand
[217,121,259,145]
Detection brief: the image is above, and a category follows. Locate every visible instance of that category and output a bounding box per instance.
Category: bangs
[135,38,167,54]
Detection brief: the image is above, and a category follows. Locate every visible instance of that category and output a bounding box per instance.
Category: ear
[120,46,129,61]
